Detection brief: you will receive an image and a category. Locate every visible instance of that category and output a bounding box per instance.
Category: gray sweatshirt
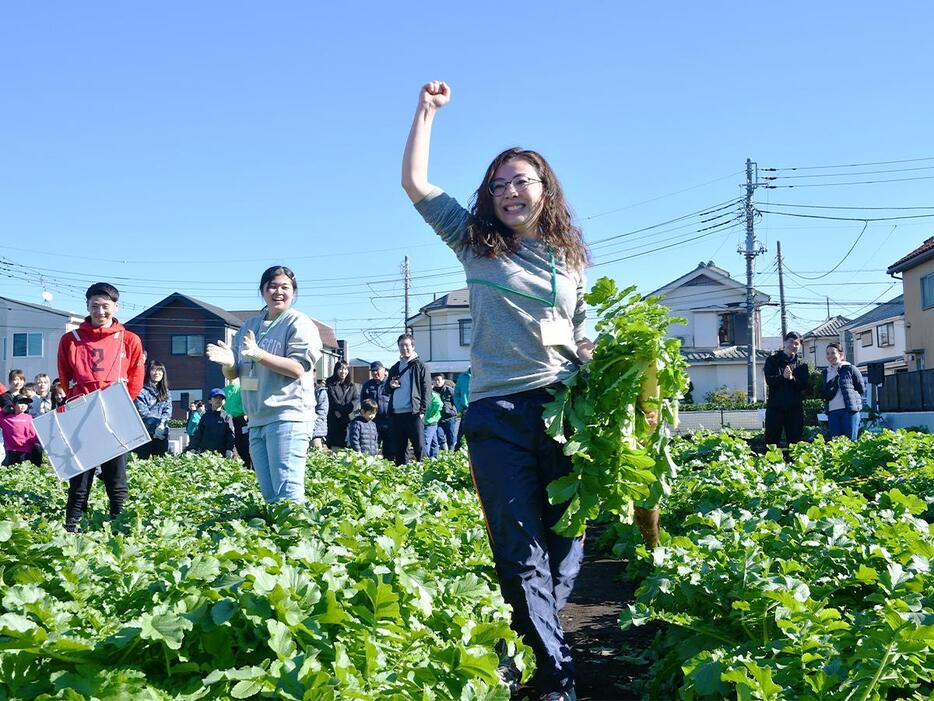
[232,307,322,427]
[415,191,586,401]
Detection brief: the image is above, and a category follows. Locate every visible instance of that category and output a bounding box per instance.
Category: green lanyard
[248,309,287,373]
[465,248,558,308]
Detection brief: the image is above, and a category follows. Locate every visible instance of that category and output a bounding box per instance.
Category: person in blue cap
[188,388,236,457]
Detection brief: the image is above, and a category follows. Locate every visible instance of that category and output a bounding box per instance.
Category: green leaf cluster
[617,430,934,700]
[0,450,531,699]
[542,277,690,536]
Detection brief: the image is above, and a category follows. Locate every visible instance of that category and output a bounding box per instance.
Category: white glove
[206,340,235,367]
[241,330,265,360]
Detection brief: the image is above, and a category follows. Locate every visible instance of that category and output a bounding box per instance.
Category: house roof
[229,309,339,349]
[0,295,82,320]
[839,295,904,331]
[803,315,851,340]
[648,261,771,303]
[128,293,247,328]
[887,236,934,274]
[682,345,771,363]
[417,288,469,314]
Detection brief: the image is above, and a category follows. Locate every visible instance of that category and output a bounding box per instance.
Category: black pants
[376,419,393,461]
[764,406,804,446]
[232,415,252,468]
[134,436,168,459]
[390,412,424,465]
[65,453,128,531]
[2,446,43,467]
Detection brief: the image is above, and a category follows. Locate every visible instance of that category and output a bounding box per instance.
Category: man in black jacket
[763,331,810,447]
[386,334,431,465]
[360,361,393,459]
[188,388,236,458]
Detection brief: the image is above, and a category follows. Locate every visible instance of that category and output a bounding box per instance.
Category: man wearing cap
[763,331,810,448]
[360,361,393,459]
[188,388,236,457]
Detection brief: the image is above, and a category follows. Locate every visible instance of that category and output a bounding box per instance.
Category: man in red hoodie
[57,282,145,532]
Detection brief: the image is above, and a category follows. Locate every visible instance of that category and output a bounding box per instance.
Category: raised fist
[420,81,451,110]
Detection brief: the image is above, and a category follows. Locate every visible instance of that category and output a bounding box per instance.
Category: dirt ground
[516,536,658,701]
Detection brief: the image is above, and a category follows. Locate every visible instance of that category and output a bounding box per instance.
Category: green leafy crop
[543,277,690,536]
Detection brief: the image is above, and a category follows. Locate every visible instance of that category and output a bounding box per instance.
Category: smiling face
[210,395,225,411]
[9,375,25,392]
[262,275,295,319]
[490,158,545,238]
[149,366,164,383]
[826,345,843,366]
[87,294,118,328]
[398,337,415,360]
[337,365,349,381]
[783,337,801,357]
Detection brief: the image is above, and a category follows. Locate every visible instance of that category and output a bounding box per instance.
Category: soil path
[517,536,655,701]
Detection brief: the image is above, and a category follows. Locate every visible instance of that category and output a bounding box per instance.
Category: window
[170,389,202,403]
[876,322,894,347]
[717,313,734,346]
[860,331,873,348]
[922,273,934,310]
[171,334,204,356]
[12,332,43,357]
[458,319,472,346]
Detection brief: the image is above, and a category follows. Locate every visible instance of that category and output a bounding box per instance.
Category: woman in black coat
[325,361,359,448]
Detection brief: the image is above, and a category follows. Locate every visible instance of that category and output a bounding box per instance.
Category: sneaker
[540,691,576,701]
[497,659,521,694]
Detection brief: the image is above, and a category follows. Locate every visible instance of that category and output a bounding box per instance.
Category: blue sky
[2,2,932,365]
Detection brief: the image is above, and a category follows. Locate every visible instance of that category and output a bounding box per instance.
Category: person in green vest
[224,378,252,469]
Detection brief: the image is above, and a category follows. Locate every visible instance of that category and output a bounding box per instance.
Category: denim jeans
[464,388,583,694]
[249,420,311,503]
[439,417,460,451]
[827,409,860,440]
[425,423,440,458]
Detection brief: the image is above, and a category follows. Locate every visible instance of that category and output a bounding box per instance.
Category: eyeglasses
[488,175,542,197]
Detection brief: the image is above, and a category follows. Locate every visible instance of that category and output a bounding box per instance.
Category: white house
[839,296,907,375]
[1,296,84,384]
[406,288,471,375]
[650,262,771,403]
[801,315,851,370]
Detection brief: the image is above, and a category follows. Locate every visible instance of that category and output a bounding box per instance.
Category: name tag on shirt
[540,312,574,347]
[240,377,259,392]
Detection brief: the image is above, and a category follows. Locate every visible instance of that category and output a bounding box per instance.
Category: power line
[763,165,934,180]
[762,174,934,189]
[757,209,934,222]
[762,156,934,171]
[761,202,934,211]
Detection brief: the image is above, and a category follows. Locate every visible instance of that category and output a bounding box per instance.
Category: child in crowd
[347,399,379,456]
[188,388,236,457]
[186,401,205,438]
[50,384,68,409]
[20,383,37,410]
[423,385,443,458]
[0,395,43,466]
[31,373,53,416]
[1,369,26,414]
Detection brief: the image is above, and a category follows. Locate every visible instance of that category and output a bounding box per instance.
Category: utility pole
[826,297,831,320]
[403,256,411,333]
[741,158,766,403]
[776,240,788,338]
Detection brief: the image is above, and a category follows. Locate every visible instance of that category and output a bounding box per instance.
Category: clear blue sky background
[2,2,932,365]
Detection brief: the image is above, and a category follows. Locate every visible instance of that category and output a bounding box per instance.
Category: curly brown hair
[466,148,590,272]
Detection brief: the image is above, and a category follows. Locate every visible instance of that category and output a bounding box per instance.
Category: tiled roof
[682,346,771,363]
[839,295,903,331]
[418,288,469,313]
[887,236,934,274]
[803,315,851,339]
